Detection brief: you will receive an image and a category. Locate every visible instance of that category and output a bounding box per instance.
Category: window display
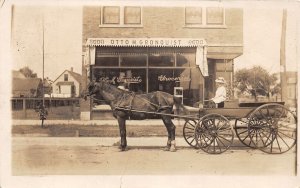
[92,47,204,106]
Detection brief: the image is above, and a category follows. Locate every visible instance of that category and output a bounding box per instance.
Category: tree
[234,66,280,98]
[19,66,37,78]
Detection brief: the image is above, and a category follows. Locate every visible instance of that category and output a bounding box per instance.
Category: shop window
[149,54,175,67]
[92,47,204,106]
[148,68,202,106]
[95,56,119,66]
[120,55,147,67]
[149,69,175,94]
[176,53,196,67]
[92,68,146,93]
[101,6,142,27]
[122,69,146,93]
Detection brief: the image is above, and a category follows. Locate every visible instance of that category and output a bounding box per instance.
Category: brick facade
[82,6,243,119]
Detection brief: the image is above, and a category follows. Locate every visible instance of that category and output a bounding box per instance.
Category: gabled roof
[68,71,82,83]
[52,70,82,84]
[12,78,41,91]
[12,70,26,79]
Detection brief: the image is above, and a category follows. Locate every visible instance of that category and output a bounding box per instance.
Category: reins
[89,82,172,112]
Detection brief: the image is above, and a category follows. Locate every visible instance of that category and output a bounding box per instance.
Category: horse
[84,80,189,152]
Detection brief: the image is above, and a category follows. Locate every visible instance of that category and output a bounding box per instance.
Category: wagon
[183,101,297,154]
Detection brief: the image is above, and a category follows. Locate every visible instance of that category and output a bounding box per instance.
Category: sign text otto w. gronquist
[87,38,206,47]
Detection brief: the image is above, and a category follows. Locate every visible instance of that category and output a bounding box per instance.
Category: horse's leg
[162,114,176,152]
[163,123,172,151]
[117,116,127,151]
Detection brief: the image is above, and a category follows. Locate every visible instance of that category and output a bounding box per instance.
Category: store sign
[87,38,206,47]
[158,75,191,82]
[99,76,142,84]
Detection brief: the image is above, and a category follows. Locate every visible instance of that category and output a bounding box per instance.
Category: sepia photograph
[0,0,299,187]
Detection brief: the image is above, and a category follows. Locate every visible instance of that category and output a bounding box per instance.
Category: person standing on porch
[211,77,227,108]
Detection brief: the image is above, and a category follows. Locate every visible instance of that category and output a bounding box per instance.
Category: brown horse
[85,80,189,152]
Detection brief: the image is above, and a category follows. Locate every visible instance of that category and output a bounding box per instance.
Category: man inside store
[210,77,227,108]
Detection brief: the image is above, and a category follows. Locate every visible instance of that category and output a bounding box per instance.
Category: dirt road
[12,137,296,176]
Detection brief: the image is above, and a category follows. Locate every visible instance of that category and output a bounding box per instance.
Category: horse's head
[82,80,102,100]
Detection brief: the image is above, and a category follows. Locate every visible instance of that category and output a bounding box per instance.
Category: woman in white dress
[211,77,227,108]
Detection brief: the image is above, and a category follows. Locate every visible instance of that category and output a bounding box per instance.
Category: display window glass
[92,68,146,93]
[149,54,175,67]
[176,53,196,67]
[120,55,147,67]
[92,47,204,107]
[95,56,119,66]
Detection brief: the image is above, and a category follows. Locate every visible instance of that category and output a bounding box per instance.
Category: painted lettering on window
[99,76,142,84]
[158,75,191,82]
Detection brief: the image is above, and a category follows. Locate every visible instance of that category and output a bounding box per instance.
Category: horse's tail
[173,96,190,116]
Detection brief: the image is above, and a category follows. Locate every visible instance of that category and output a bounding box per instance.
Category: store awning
[84,38,208,76]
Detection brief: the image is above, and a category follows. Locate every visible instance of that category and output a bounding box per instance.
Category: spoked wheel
[183,119,200,148]
[194,113,234,154]
[235,118,257,148]
[248,103,297,154]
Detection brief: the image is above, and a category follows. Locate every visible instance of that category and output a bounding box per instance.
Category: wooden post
[280,9,287,102]
[23,98,26,118]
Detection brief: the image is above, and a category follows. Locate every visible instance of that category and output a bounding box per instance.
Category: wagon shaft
[114,106,200,120]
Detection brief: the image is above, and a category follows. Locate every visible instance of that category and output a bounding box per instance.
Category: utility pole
[39,13,47,127]
[42,15,45,108]
[280,9,287,102]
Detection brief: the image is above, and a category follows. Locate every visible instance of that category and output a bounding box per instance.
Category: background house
[12,70,43,98]
[51,68,82,98]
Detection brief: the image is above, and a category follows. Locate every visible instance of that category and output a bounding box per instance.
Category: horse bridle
[85,81,171,111]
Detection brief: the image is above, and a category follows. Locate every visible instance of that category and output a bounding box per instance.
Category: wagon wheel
[194,113,234,154]
[248,103,297,154]
[234,118,257,148]
[183,119,200,148]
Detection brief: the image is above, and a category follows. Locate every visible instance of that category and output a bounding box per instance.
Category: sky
[11,6,82,79]
[234,6,298,73]
[10,2,299,80]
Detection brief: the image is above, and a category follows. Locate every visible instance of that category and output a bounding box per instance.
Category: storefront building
[81,5,243,120]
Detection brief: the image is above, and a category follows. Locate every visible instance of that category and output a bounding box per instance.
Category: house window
[64,74,68,81]
[101,6,142,27]
[124,7,141,24]
[185,7,225,28]
[185,7,202,25]
[206,7,224,25]
[103,6,120,24]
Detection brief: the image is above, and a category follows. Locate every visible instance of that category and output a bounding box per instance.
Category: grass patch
[12,124,185,137]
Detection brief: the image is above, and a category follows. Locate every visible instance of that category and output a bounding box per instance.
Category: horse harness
[114,91,172,114]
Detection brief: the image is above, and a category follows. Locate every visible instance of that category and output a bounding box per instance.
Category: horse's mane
[98,81,131,97]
